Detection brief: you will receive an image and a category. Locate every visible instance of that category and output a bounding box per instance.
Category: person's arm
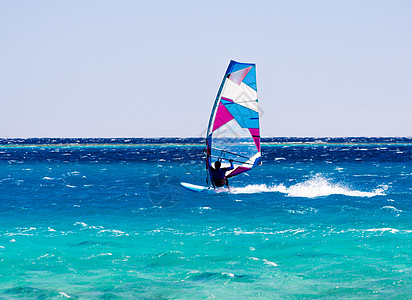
[227,159,234,171]
[207,155,214,171]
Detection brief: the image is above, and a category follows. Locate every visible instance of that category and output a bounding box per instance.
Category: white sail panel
[221,80,258,111]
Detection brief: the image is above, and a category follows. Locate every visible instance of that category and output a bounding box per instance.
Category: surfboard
[181,60,262,192]
[180,182,210,192]
[180,182,229,193]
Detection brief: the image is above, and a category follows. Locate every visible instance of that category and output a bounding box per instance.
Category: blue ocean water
[0,137,411,299]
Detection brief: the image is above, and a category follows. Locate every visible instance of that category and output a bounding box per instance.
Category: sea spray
[231,175,386,198]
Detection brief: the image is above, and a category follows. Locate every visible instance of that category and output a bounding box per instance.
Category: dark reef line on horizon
[1,137,411,147]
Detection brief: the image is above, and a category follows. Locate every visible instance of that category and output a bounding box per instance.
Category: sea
[0,137,411,299]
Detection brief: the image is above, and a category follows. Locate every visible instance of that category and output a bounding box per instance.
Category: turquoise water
[0,138,411,298]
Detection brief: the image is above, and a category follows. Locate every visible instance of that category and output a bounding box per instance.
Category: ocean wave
[182,270,254,282]
[381,206,403,213]
[340,227,412,234]
[73,222,126,236]
[287,207,318,214]
[234,228,305,236]
[230,175,386,198]
[193,206,212,214]
[84,252,113,260]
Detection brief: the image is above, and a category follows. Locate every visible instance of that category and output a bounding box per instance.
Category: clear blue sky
[1,1,411,138]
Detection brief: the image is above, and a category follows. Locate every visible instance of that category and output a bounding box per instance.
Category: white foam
[230,175,385,198]
[338,227,412,234]
[247,257,278,267]
[288,207,318,215]
[365,227,399,233]
[98,229,126,236]
[263,259,278,267]
[235,228,305,236]
[84,253,113,260]
[74,222,87,227]
[381,206,402,213]
[58,292,72,298]
[230,184,287,194]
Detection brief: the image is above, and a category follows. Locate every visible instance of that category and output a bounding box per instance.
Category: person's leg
[213,179,223,188]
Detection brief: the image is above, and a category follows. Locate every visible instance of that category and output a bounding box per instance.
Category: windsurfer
[210,159,234,189]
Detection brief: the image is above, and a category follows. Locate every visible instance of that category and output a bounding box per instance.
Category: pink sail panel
[248,128,261,152]
[212,103,234,131]
[227,166,251,178]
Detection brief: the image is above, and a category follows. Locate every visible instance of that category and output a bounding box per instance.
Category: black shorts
[213,178,227,187]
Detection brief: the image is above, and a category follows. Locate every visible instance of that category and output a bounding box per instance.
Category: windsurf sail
[206,60,261,185]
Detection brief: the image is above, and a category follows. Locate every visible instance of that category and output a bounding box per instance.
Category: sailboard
[180,182,229,193]
[181,60,261,192]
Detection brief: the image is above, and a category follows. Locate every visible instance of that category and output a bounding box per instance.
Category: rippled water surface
[0,138,411,298]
